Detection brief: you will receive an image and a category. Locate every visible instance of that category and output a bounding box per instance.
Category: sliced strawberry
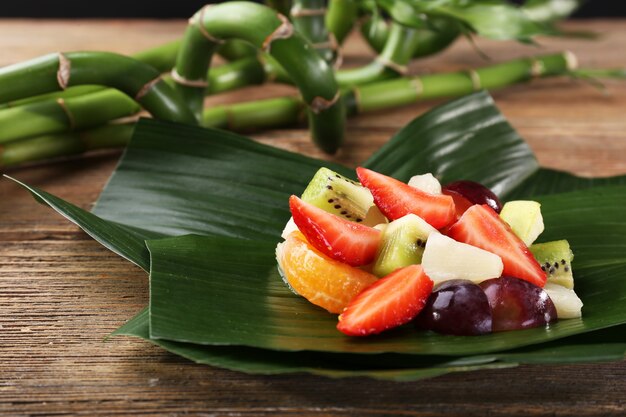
[356,167,455,229]
[337,265,433,336]
[289,195,381,267]
[447,204,547,287]
[442,189,473,222]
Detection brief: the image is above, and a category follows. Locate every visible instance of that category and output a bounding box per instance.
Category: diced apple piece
[281,217,298,240]
[543,283,583,319]
[422,233,503,284]
[408,173,442,195]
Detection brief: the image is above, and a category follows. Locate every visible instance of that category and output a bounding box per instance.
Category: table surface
[1,18,625,417]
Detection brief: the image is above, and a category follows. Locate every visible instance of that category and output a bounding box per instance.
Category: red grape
[414,279,492,336]
[479,276,557,332]
[443,180,502,213]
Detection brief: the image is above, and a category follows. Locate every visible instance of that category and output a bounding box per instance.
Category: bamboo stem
[0,57,283,146]
[0,52,196,124]
[0,89,139,143]
[204,52,578,129]
[0,123,134,168]
[174,2,344,153]
[326,0,359,45]
[4,52,600,168]
[359,16,460,59]
[336,22,423,87]
[291,0,337,65]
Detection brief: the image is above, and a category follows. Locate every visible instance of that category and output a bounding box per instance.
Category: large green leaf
[146,185,626,354]
[114,309,624,381]
[9,92,626,378]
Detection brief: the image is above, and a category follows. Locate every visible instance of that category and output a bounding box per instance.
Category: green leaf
[9,92,626,378]
[92,121,351,241]
[115,309,624,381]
[146,185,626,355]
[377,0,549,42]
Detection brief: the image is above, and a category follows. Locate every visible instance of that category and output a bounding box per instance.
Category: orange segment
[276,232,378,314]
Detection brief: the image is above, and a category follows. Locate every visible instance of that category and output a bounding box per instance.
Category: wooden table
[1,19,625,416]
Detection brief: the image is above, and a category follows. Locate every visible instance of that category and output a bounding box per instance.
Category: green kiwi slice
[372,214,438,277]
[530,239,574,289]
[301,167,386,226]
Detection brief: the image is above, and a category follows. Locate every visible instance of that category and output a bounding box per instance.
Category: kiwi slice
[301,167,386,226]
[500,200,544,246]
[530,240,574,289]
[372,214,438,277]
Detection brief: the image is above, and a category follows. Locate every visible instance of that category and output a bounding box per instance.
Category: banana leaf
[8,91,626,379]
[113,309,626,381]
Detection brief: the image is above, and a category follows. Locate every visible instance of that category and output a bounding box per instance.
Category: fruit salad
[276,167,583,337]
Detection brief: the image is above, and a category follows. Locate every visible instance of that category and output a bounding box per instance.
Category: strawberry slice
[337,265,433,336]
[447,204,547,287]
[356,167,455,229]
[289,195,381,267]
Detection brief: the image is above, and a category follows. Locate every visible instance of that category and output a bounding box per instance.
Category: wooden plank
[0,18,625,416]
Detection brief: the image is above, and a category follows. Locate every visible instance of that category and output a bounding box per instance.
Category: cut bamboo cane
[0,52,196,124]
[173,2,344,153]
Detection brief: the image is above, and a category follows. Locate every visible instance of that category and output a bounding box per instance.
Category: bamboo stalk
[2,52,597,168]
[0,57,281,145]
[265,0,293,16]
[204,52,578,128]
[336,21,423,87]
[326,0,359,45]
[0,52,196,124]
[174,2,344,153]
[359,16,460,59]
[291,0,337,65]
[0,123,134,168]
[0,89,139,143]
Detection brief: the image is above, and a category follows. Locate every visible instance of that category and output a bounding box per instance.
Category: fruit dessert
[275,167,583,337]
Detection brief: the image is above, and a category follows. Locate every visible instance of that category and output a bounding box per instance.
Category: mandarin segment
[276,232,378,314]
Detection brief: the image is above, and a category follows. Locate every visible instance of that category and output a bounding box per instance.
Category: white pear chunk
[422,233,503,284]
[543,283,583,319]
[408,173,442,195]
[500,200,544,246]
[281,217,299,240]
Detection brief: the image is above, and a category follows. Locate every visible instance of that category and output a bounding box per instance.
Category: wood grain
[1,19,625,417]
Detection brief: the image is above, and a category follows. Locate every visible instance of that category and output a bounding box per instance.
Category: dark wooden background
[1,0,625,18]
[1,19,625,416]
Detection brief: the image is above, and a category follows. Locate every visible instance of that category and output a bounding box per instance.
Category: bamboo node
[410,77,424,96]
[195,5,225,44]
[56,98,76,130]
[135,75,163,101]
[375,57,408,75]
[328,33,343,69]
[263,14,294,53]
[57,53,71,90]
[309,91,340,114]
[290,6,327,17]
[466,69,482,91]
[529,58,545,78]
[170,69,210,88]
[564,50,579,71]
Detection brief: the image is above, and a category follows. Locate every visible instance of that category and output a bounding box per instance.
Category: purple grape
[479,276,557,332]
[415,279,492,336]
[443,180,502,213]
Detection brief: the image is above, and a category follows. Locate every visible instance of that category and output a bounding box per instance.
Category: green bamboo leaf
[376,0,549,42]
[9,92,626,377]
[145,185,626,354]
[114,309,624,381]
